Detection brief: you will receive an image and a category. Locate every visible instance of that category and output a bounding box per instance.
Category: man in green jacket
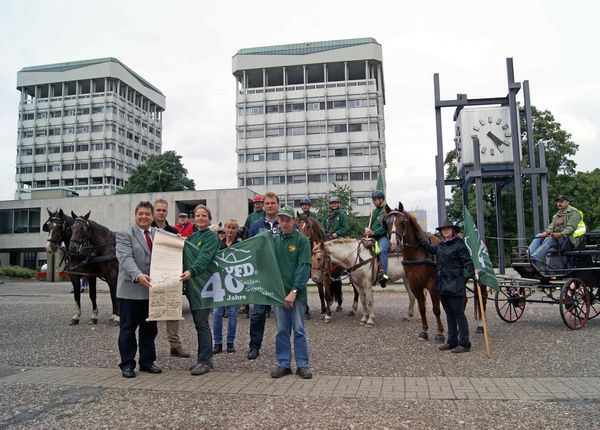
[270,206,313,380]
[528,194,585,263]
[321,196,348,239]
[364,191,391,287]
[243,195,265,232]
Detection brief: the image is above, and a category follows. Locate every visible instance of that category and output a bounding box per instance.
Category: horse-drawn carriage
[494,232,600,330]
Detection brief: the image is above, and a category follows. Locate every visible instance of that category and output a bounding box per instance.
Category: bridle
[45,216,70,251]
[389,211,419,251]
[69,217,115,256]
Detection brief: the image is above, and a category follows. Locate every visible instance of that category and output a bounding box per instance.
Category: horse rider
[364,191,392,288]
[299,197,317,220]
[528,194,586,266]
[321,196,348,309]
[244,195,265,232]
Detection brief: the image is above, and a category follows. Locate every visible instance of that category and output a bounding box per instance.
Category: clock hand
[486,131,504,147]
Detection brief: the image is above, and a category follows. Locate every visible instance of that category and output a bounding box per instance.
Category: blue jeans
[528,234,565,262]
[440,295,470,348]
[249,304,267,350]
[273,300,309,369]
[213,305,239,344]
[376,235,389,274]
[191,308,212,364]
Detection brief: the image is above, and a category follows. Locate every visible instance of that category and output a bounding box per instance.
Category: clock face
[471,115,511,159]
[454,107,515,171]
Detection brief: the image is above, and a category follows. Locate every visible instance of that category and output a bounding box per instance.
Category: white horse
[323,238,414,327]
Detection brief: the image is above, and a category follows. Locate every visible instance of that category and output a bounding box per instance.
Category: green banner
[463,207,499,292]
[184,231,286,309]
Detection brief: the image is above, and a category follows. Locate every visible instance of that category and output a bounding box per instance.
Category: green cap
[277,206,295,218]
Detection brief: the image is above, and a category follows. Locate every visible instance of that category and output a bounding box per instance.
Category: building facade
[15,58,165,199]
[0,188,256,270]
[232,38,386,215]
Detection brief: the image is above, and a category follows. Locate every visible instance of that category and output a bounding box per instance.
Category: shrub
[0,265,36,278]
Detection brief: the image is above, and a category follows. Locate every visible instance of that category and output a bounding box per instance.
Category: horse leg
[402,275,416,322]
[348,284,359,317]
[411,285,429,340]
[317,281,326,319]
[365,285,375,327]
[70,278,82,325]
[323,275,333,323]
[358,286,369,325]
[430,286,445,343]
[107,269,120,326]
[87,277,98,325]
[331,279,343,311]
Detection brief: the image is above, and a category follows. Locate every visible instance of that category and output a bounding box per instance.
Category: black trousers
[118,298,158,369]
[440,295,470,348]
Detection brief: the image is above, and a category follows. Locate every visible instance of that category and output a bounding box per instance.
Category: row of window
[238,121,378,139]
[239,170,379,186]
[19,121,161,140]
[21,177,127,189]
[238,146,378,163]
[0,208,40,234]
[18,139,160,157]
[18,158,137,174]
[238,98,377,116]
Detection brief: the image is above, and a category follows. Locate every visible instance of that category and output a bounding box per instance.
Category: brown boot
[170,345,190,358]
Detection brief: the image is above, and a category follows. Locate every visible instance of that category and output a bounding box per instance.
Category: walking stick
[474,269,493,358]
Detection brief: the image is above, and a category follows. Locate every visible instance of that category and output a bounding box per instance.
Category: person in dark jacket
[416,220,475,353]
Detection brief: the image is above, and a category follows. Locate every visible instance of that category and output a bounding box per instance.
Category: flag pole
[474,270,493,358]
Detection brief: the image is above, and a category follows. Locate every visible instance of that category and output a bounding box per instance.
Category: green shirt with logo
[273,230,311,303]
[368,206,388,238]
[186,228,219,277]
[321,210,349,237]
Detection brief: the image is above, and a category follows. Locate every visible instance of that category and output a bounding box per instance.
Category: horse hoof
[324,316,332,323]
[320,314,326,320]
[347,311,355,317]
[335,305,343,312]
[69,319,79,326]
[434,334,445,343]
[109,319,120,327]
[87,318,98,325]
[401,316,410,322]
[417,332,428,341]
[476,326,483,334]
[359,320,366,326]
[366,321,375,327]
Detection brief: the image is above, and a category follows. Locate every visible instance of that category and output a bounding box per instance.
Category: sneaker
[451,345,471,354]
[190,363,211,375]
[438,343,456,351]
[271,367,292,378]
[212,343,222,354]
[246,348,259,360]
[379,274,389,288]
[226,343,236,353]
[296,367,313,379]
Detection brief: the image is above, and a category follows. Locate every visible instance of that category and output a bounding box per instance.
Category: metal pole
[539,141,550,227]
[434,74,447,224]
[495,182,505,274]
[472,136,485,240]
[523,80,540,233]
[506,58,526,247]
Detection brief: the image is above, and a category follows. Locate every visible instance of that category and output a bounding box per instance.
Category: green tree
[117,151,195,194]
[312,183,366,238]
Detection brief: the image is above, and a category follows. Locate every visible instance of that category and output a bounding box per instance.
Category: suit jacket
[116,226,154,300]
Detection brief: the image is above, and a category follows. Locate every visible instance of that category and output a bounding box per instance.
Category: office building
[15,58,165,199]
[232,38,386,214]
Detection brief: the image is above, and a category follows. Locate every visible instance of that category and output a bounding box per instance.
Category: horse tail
[331,280,343,303]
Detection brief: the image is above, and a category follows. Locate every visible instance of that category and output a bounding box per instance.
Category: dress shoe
[121,367,136,378]
[438,343,456,351]
[226,343,236,353]
[190,363,211,376]
[271,367,292,378]
[170,346,191,358]
[296,367,313,379]
[139,364,162,374]
[246,348,259,360]
[212,343,223,354]
[451,345,471,354]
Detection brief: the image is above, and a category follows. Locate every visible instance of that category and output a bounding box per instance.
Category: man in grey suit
[116,201,161,378]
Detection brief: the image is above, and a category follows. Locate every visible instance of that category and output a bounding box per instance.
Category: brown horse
[297,214,356,322]
[386,204,445,342]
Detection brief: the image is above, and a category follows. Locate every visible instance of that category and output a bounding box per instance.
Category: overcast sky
[0,0,597,230]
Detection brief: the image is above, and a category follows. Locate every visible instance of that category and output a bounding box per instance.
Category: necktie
[144,230,153,252]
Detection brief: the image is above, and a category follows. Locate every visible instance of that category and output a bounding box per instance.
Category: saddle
[360,237,385,281]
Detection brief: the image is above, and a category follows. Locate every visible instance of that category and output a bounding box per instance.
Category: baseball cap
[277,206,295,218]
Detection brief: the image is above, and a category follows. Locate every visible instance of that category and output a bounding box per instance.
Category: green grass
[0,265,37,278]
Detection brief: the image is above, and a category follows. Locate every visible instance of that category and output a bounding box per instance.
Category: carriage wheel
[588,286,600,320]
[559,278,590,330]
[494,286,526,323]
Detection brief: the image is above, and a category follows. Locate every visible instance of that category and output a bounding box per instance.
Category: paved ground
[1,278,600,429]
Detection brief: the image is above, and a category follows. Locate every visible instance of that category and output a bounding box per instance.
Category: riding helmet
[328,196,340,204]
[300,198,311,205]
[371,190,385,200]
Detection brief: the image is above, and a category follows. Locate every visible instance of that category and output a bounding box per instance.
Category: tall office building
[232,38,386,214]
[15,58,165,199]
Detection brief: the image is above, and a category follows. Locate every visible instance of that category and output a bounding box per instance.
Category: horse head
[69,211,91,254]
[45,208,70,254]
[310,242,330,284]
[386,202,414,253]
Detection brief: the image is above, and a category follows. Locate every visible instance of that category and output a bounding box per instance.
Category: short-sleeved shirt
[273,230,311,303]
